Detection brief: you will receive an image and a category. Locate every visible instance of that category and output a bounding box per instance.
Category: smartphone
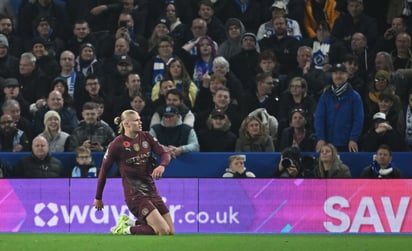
[119,20,128,28]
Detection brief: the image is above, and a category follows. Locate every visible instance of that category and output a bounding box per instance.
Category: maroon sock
[130,224,156,235]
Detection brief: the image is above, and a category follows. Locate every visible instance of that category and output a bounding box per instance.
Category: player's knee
[156,225,171,235]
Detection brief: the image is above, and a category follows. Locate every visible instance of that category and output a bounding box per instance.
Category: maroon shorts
[126,194,169,223]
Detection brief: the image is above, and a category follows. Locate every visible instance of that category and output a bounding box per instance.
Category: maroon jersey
[95,131,171,200]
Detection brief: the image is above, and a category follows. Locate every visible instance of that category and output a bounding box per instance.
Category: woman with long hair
[313,143,351,178]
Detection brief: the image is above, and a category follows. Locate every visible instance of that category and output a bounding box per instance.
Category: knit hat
[374,70,391,84]
[79,43,96,54]
[0,34,9,48]
[225,18,242,30]
[44,110,61,125]
[241,32,257,42]
[154,17,170,30]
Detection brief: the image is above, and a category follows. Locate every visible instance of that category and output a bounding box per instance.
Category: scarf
[371,160,393,178]
[151,56,173,85]
[331,82,348,97]
[312,39,331,69]
[193,58,213,87]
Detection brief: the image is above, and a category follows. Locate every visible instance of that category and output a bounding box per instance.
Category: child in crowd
[223,154,256,178]
[71,146,98,178]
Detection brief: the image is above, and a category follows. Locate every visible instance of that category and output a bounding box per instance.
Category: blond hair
[114,109,138,134]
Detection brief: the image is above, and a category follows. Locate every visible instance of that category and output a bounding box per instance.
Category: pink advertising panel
[0,179,411,233]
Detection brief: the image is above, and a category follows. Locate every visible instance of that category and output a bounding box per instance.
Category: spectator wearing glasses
[364,70,394,120]
[277,77,316,135]
[71,146,98,178]
[239,72,279,119]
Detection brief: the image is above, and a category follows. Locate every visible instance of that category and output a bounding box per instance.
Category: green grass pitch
[0,233,411,251]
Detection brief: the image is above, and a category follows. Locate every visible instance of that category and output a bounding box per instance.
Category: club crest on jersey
[133,143,140,152]
[142,141,149,149]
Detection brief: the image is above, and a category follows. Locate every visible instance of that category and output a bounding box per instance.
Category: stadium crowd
[0,0,412,178]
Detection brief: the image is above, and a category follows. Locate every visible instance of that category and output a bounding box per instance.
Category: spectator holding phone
[68,102,115,151]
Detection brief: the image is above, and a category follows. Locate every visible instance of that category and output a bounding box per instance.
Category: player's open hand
[94,199,104,210]
[152,165,165,180]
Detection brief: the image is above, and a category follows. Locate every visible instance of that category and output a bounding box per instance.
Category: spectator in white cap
[360,111,407,151]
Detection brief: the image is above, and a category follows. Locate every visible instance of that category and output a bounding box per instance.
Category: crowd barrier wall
[1,152,412,178]
[1,178,411,233]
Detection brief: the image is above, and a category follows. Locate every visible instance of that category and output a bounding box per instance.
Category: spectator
[112,72,145,116]
[0,113,30,152]
[151,89,195,128]
[195,85,242,137]
[0,14,23,58]
[128,91,153,132]
[215,0,262,33]
[58,50,86,100]
[287,46,328,100]
[182,35,217,88]
[239,72,279,119]
[71,146,98,178]
[28,16,65,58]
[198,108,237,152]
[50,77,75,110]
[314,63,364,152]
[66,19,97,57]
[257,1,302,41]
[350,32,374,82]
[372,92,404,138]
[391,32,412,71]
[68,102,115,152]
[331,0,378,49]
[223,154,256,178]
[259,16,301,75]
[151,79,175,111]
[313,143,352,178]
[32,90,79,135]
[360,144,402,178]
[38,110,69,153]
[1,78,30,120]
[101,12,148,65]
[304,20,347,72]
[374,16,408,54]
[278,108,316,152]
[273,146,303,178]
[254,50,284,94]
[364,70,394,120]
[229,32,260,93]
[150,105,199,158]
[197,0,226,44]
[151,57,198,108]
[147,17,171,57]
[74,43,102,79]
[235,115,275,152]
[13,135,65,178]
[0,34,18,79]
[278,77,316,134]
[143,35,175,94]
[18,0,70,41]
[303,0,340,39]
[31,38,59,77]
[164,2,188,49]
[181,18,218,56]
[103,54,139,98]
[342,54,367,104]
[75,74,110,123]
[217,18,245,60]
[360,112,406,152]
[17,52,49,108]
[2,99,33,140]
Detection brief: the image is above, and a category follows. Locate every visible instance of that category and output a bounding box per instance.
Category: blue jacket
[315,84,364,147]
